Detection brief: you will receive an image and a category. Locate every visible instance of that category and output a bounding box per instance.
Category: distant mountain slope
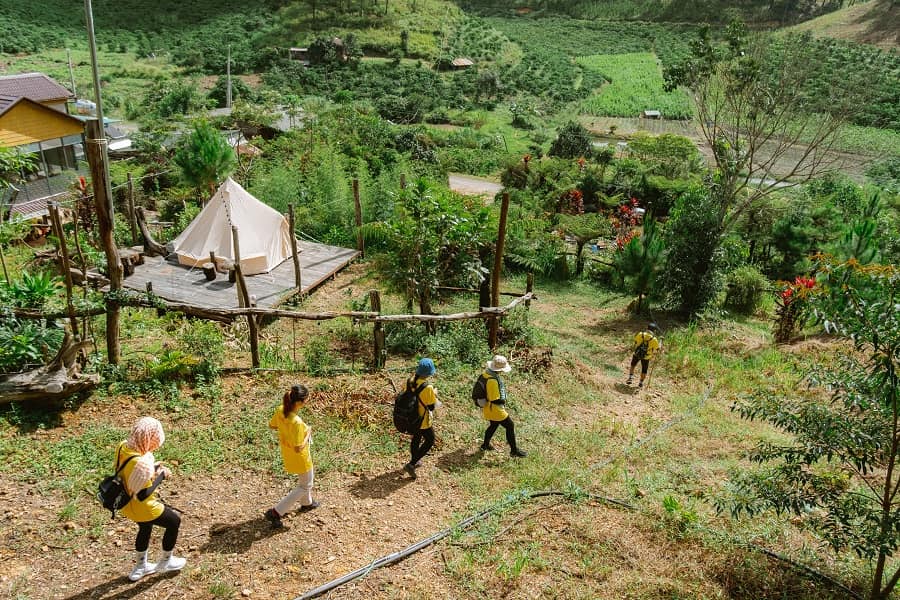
[788,0,899,50]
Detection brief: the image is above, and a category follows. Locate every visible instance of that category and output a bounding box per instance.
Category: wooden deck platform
[121,240,359,308]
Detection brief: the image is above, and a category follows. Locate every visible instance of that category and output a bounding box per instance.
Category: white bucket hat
[486,355,512,373]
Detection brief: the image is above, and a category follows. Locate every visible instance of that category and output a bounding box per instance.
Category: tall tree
[662,23,867,315]
[174,121,236,199]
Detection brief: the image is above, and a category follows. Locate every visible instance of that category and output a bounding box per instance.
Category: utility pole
[226,45,233,109]
[84,0,122,363]
[66,49,77,99]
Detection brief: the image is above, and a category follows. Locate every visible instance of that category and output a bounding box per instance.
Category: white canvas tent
[172,177,293,276]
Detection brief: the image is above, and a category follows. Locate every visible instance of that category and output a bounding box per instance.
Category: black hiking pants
[484,417,519,451]
[135,506,181,552]
[630,355,649,375]
[410,427,435,465]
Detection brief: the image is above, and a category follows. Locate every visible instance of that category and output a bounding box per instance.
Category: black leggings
[410,427,435,464]
[630,356,649,375]
[484,417,518,450]
[135,506,181,552]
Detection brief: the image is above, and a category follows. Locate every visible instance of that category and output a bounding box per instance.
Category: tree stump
[202,262,217,281]
[0,333,99,403]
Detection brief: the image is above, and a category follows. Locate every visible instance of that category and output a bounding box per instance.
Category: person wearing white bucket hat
[473,355,527,457]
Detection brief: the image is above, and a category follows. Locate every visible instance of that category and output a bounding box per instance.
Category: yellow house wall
[0,102,83,148]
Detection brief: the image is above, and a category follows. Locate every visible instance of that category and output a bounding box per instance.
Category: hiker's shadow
[614,383,638,395]
[349,469,413,499]
[199,516,288,555]
[436,448,482,473]
[63,570,179,600]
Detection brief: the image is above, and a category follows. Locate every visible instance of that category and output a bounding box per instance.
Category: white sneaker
[129,551,157,581]
[156,551,187,573]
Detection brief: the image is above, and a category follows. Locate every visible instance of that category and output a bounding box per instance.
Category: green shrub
[304,337,335,376]
[0,318,65,374]
[178,319,225,379]
[724,266,770,315]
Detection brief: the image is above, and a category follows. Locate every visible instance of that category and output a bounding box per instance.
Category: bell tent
[172,177,293,275]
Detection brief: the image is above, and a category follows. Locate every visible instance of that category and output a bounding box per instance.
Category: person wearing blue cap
[404,357,439,479]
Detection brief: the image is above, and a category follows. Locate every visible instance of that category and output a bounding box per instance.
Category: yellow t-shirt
[412,377,437,430]
[481,372,509,422]
[633,331,660,360]
[116,442,165,523]
[269,407,313,474]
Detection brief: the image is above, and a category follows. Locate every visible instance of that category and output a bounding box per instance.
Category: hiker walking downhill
[265,384,319,529]
[475,355,527,458]
[117,416,187,582]
[404,358,440,479]
[626,322,661,389]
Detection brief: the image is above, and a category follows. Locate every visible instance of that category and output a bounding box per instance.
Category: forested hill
[457,0,856,24]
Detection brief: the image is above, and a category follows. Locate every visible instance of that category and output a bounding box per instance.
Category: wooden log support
[48,203,79,337]
[353,179,364,258]
[232,226,260,368]
[85,118,122,364]
[289,204,302,290]
[488,192,511,350]
[136,207,168,257]
[127,172,139,246]
[370,289,385,370]
[0,333,99,404]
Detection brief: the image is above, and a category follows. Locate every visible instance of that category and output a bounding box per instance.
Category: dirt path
[448,173,503,198]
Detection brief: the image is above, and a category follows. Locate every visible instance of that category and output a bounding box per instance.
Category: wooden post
[231,226,259,368]
[209,251,217,270]
[526,272,534,309]
[488,192,511,350]
[370,289,385,370]
[400,173,407,190]
[48,203,79,337]
[289,204,302,290]
[126,172,138,246]
[85,118,122,364]
[231,226,245,308]
[352,179,364,258]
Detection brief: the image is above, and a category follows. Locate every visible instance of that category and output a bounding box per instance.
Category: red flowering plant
[773,275,817,343]
[611,197,641,249]
[558,189,584,215]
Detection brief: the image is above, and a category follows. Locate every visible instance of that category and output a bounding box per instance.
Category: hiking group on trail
[112,333,656,581]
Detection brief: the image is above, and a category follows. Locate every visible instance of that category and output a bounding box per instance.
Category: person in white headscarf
[115,416,186,581]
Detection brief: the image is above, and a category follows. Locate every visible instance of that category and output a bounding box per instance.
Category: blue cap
[416,358,436,377]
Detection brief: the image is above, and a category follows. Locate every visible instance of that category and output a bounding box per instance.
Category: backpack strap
[114,444,138,495]
[483,374,504,405]
[413,379,429,410]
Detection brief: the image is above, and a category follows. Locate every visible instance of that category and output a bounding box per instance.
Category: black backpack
[393,379,428,434]
[97,446,136,519]
[471,374,490,408]
[634,334,652,360]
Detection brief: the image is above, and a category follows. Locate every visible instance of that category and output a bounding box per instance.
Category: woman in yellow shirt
[117,416,186,582]
[404,358,439,479]
[265,384,318,528]
[478,355,527,457]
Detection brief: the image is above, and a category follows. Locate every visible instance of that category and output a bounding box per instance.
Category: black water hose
[294,491,634,600]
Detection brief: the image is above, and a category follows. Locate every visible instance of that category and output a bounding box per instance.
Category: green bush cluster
[724,265,769,316]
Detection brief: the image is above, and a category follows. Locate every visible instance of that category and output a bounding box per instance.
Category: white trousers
[275,469,314,515]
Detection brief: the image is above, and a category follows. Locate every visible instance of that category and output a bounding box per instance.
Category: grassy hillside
[458,0,850,24]
[788,0,900,49]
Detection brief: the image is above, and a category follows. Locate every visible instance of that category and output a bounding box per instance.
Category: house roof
[0,96,84,148]
[451,58,474,67]
[0,73,74,103]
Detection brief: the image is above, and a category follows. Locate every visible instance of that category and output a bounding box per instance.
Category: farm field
[577,53,693,120]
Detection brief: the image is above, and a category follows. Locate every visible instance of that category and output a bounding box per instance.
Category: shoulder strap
[413,380,428,408]
[114,445,137,477]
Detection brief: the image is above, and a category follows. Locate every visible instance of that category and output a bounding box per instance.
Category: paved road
[448,173,503,198]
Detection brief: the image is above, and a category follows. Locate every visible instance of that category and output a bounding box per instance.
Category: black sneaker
[510,449,528,458]
[403,463,417,479]
[626,377,634,385]
[264,508,283,528]
[480,443,496,452]
[637,381,643,389]
[299,500,320,513]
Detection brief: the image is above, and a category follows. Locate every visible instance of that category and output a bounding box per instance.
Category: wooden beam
[232,226,259,368]
[353,178,364,258]
[85,118,121,364]
[48,203,80,337]
[289,204,302,290]
[489,192,510,350]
